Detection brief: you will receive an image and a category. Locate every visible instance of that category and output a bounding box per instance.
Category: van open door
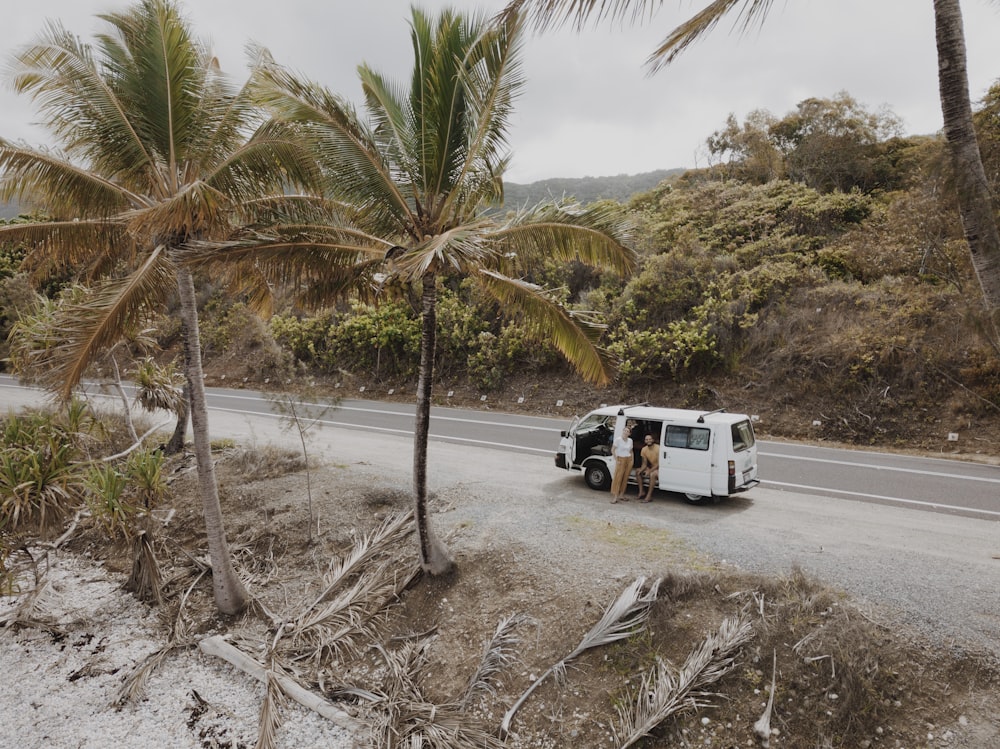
[661,424,713,497]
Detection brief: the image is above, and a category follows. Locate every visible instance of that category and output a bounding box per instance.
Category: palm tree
[0,0,316,613]
[502,0,1000,338]
[216,7,634,574]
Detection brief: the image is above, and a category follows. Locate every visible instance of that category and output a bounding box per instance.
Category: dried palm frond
[112,641,178,708]
[113,566,203,707]
[302,510,414,618]
[0,575,58,632]
[500,576,662,738]
[612,613,754,749]
[288,559,419,666]
[457,612,530,709]
[255,658,288,749]
[125,530,163,605]
[370,641,505,749]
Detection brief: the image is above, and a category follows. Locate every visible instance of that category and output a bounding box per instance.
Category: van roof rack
[616,402,650,415]
[696,408,727,423]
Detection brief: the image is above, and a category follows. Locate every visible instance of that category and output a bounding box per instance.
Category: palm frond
[302,511,415,618]
[112,642,178,708]
[492,200,635,275]
[0,218,133,283]
[457,612,530,709]
[0,576,58,633]
[439,9,525,221]
[498,0,664,32]
[473,269,614,385]
[370,641,506,749]
[612,613,754,748]
[125,530,163,605]
[14,246,174,399]
[253,61,413,234]
[646,0,776,73]
[289,559,420,665]
[255,659,288,749]
[500,576,661,737]
[8,20,156,179]
[0,142,137,217]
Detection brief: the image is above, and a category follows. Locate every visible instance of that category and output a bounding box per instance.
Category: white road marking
[763,480,1000,517]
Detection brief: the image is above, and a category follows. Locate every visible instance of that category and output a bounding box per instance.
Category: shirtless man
[638,433,659,502]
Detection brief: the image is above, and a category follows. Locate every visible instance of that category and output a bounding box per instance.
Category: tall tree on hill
[502,0,1000,339]
[215,7,635,574]
[0,0,316,613]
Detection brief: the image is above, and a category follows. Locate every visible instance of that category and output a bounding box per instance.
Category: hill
[501,168,684,210]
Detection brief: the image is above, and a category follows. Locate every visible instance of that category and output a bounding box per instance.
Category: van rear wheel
[684,493,710,505]
[584,464,612,491]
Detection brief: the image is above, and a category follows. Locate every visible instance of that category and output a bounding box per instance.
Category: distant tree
[503,0,1000,339]
[768,93,903,193]
[706,110,784,184]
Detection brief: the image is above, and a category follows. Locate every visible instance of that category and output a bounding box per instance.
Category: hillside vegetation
[4,91,1000,455]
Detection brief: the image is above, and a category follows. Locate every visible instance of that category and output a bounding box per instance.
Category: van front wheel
[584,464,612,491]
[684,493,710,505]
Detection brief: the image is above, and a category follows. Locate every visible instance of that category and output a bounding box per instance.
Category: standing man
[639,433,660,502]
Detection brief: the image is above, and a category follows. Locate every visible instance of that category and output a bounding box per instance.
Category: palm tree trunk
[412,273,453,575]
[934,0,1000,339]
[175,266,249,614]
[164,382,189,455]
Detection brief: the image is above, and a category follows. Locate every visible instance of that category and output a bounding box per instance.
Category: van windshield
[731,420,756,452]
[574,414,612,435]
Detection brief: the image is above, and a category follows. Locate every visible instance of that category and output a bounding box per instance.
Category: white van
[555,404,759,503]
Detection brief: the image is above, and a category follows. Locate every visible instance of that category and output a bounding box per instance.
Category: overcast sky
[2,0,998,183]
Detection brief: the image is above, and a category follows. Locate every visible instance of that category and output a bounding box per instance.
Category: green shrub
[607,320,721,386]
[126,449,167,508]
[85,463,133,540]
[467,324,559,391]
[0,413,82,535]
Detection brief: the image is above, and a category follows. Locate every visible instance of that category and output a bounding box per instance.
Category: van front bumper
[555,453,567,469]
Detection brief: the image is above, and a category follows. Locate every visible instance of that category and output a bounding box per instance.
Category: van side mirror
[560,430,567,437]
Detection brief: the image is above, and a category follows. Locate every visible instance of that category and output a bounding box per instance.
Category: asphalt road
[2,374,999,521]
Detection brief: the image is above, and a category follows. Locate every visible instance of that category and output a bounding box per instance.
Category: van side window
[731,420,755,452]
[666,425,711,451]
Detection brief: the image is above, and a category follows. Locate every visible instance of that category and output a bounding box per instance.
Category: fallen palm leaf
[300,510,414,620]
[500,576,661,738]
[457,612,530,709]
[113,567,203,707]
[0,576,57,632]
[289,560,419,665]
[369,641,505,749]
[612,613,754,749]
[255,657,288,749]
